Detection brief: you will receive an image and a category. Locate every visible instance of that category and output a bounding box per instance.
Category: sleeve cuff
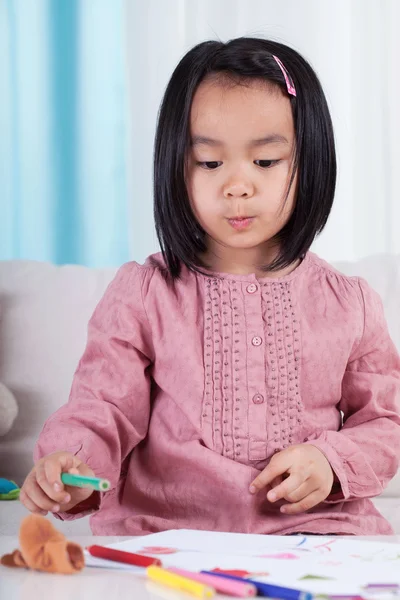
[303,438,350,503]
[53,491,100,521]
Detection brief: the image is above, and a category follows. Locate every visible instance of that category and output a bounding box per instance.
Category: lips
[227,217,255,231]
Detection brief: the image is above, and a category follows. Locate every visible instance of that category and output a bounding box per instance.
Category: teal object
[61,473,110,491]
[0,478,20,500]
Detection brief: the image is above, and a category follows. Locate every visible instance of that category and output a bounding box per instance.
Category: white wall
[125,0,400,265]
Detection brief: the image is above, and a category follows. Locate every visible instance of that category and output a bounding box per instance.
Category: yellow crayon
[146,565,215,599]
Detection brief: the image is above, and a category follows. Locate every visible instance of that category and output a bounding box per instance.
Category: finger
[268,475,283,490]
[46,454,81,492]
[35,462,63,501]
[280,490,324,515]
[250,453,292,493]
[19,489,48,516]
[279,480,317,504]
[267,472,310,503]
[29,479,70,512]
[36,459,72,503]
[20,471,50,503]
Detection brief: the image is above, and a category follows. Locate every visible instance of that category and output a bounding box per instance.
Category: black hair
[153,37,336,279]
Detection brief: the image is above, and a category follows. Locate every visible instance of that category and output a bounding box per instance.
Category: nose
[223,178,254,199]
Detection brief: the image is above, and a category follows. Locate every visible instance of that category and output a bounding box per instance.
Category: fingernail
[249,485,256,494]
[280,506,287,513]
[53,504,60,512]
[63,494,70,503]
[268,491,277,501]
[54,482,61,491]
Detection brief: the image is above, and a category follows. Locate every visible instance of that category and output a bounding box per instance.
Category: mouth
[226,216,255,231]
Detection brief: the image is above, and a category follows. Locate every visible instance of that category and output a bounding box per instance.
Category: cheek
[190,170,212,195]
[188,173,218,215]
[265,169,297,217]
[187,169,202,203]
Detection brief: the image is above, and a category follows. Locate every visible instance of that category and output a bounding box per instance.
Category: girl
[21,37,400,536]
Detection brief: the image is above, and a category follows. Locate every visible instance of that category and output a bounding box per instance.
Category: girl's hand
[20,451,96,515]
[249,444,334,514]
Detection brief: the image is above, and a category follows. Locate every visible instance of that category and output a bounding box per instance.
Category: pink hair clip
[273,55,296,97]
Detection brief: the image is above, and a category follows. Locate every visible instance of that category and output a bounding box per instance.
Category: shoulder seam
[308,254,360,283]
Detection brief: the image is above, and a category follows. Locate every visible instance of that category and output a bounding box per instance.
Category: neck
[202,239,300,279]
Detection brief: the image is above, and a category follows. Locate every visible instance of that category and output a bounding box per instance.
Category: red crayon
[87,545,162,568]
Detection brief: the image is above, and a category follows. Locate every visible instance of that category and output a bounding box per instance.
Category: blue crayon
[201,571,313,600]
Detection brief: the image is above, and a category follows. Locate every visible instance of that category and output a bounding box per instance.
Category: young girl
[21,37,400,536]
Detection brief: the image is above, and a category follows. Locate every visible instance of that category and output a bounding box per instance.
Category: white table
[1,536,399,600]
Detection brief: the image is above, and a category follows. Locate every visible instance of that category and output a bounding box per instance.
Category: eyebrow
[191,134,289,147]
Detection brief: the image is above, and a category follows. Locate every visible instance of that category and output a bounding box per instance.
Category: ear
[66,542,85,571]
[0,549,28,568]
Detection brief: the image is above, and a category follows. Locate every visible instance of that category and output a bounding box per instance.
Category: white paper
[84,530,400,596]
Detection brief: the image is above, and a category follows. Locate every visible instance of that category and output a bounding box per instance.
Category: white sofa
[1,255,400,536]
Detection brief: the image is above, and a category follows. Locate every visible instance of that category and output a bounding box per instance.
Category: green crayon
[61,473,110,492]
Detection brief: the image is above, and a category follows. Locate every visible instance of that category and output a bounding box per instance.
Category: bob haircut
[154,37,336,279]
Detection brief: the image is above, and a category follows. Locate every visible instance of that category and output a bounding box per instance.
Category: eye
[254,160,280,168]
[196,161,222,170]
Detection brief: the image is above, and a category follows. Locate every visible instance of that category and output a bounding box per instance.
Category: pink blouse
[34,252,400,535]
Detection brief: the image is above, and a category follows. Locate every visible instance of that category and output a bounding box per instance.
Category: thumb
[44,454,81,492]
[249,451,292,494]
[58,453,82,472]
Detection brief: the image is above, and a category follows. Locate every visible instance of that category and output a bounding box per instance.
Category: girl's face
[186,77,296,268]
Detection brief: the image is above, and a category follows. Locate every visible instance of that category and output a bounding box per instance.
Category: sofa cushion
[0,260,116,484]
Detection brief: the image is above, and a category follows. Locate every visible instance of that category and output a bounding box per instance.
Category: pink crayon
[168,567,257,597]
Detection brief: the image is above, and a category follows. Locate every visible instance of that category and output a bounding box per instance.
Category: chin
[227,231,270,247]
[223,239,267,251]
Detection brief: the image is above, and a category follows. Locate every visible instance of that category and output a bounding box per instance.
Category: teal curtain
[0,0,129,266]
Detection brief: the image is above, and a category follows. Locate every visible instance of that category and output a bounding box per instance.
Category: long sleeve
[34,262,153,500]
[305,277,400,501]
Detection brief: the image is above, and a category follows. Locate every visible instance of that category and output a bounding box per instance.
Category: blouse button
[246,283,257,294]
[252,336,262,347]
[252,393,265,404]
